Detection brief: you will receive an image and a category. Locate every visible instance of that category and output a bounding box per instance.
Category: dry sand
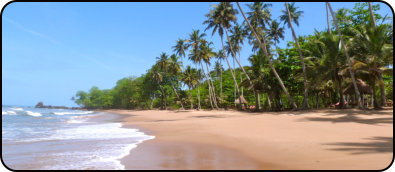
[105,108,393,170]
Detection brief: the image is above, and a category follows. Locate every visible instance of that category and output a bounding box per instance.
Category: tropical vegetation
[75,2,393,111]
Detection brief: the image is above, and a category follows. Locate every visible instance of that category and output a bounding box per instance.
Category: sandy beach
[105,108,393,170]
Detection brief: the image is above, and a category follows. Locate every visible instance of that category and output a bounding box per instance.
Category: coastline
[106,108,393,170]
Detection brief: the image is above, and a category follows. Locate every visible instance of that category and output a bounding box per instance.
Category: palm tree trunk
[172,84,184,110]
[225,30,259,110]
[220,62,223,98]
[197,84,201,110]
[326,3,332,34]
[368,2,377,27]
[220,36,242,110]
[159,85,167,110]
[238,51,244,96]
[368,2,385,107]
[268,94,272,111]
[236,2,297,110]
[150,96,155,109]
[205,63,219,109]
[200,62,215,109]
[378,74,386,106]
[371,77,380,109]
[285,2,309,109]
[258,93,261,110]
[189,87,193,109]
[327,2,362,109]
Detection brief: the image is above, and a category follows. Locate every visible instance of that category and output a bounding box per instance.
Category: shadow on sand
[324,137,393,155]
[298,114,392,125]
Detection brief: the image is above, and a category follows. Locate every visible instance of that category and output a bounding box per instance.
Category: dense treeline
[75,2,393,111]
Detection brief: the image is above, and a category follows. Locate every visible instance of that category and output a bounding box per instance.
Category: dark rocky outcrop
[35,101,83,110]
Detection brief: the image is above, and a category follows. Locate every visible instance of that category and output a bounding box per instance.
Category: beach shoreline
[106,108,393,170]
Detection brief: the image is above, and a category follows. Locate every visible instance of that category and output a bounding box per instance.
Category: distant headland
[35,101,84,110]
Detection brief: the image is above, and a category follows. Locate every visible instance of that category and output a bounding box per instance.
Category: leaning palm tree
[195,69,203,110]
[246,2,272,32]
[229,24,248,96]
[182,65,198,109]
[168,54,185,110]
[326,3,332,34]
[280,2,309,109]
[267,20,285,45]
[327,2,362,109]
[214,57,224,97]
[151,66,166,109]
[186,30,217,109]
[236,2,298,109]
[368,2,386,107]
[172,38,188,69]
[199,41,219,109]
[203,2,243,109]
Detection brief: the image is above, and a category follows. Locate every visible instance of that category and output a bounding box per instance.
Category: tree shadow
[150,119,182,122]
[320,108,393,116]
[190,115,226,119]
[299,114,392,125]
[324,137,393,155]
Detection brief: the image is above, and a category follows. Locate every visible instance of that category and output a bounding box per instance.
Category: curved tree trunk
[368,2,377,27]
[236,2,297,110]
[171,84,184,110]
[159,85,167,110]
[205,63,219,109]
[197,84,201,110]
[285,2,309,109]
[225,30,259,111]
[220,36,242,110]
[326,3,332,34]
[189,87,193,110]
[200,62,214,109]
[327,2,362,109]
[379,74,386,106]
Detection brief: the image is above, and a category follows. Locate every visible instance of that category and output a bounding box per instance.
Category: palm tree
[195,69,203,110]
[172,38,188,69]
[327,2,363,109]
[182,65,198,109]
[203,2,242,109]
[186,30,216,109]
[368,2,377,27]
[168,54,185,110]
[199,41,219,109]
[229,24,248,96]
[246,2,272,31]
[312,32,348,108]
[368,2,386,107]
[215,50,226,97]
[280,2,309,109]
[326,3,332,34]
[236,2,298,110]
[349,24,393,109]
[151,65,166,109]
[267,20,285,45]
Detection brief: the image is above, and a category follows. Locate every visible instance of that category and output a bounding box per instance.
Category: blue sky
[2,2,393,107]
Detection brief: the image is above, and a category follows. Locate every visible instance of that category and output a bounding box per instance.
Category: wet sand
[106,108,393,170]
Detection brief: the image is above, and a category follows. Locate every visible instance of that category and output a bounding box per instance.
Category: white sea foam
[10,108,23,111]
[25,111,42,117]
[26,122,154,170]
[2,111,17,115]
[52,111,94,115]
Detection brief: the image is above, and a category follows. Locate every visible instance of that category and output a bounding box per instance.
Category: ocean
[1,106,154,170]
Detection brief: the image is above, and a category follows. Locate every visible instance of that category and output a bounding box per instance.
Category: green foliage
[75,2,393,110]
